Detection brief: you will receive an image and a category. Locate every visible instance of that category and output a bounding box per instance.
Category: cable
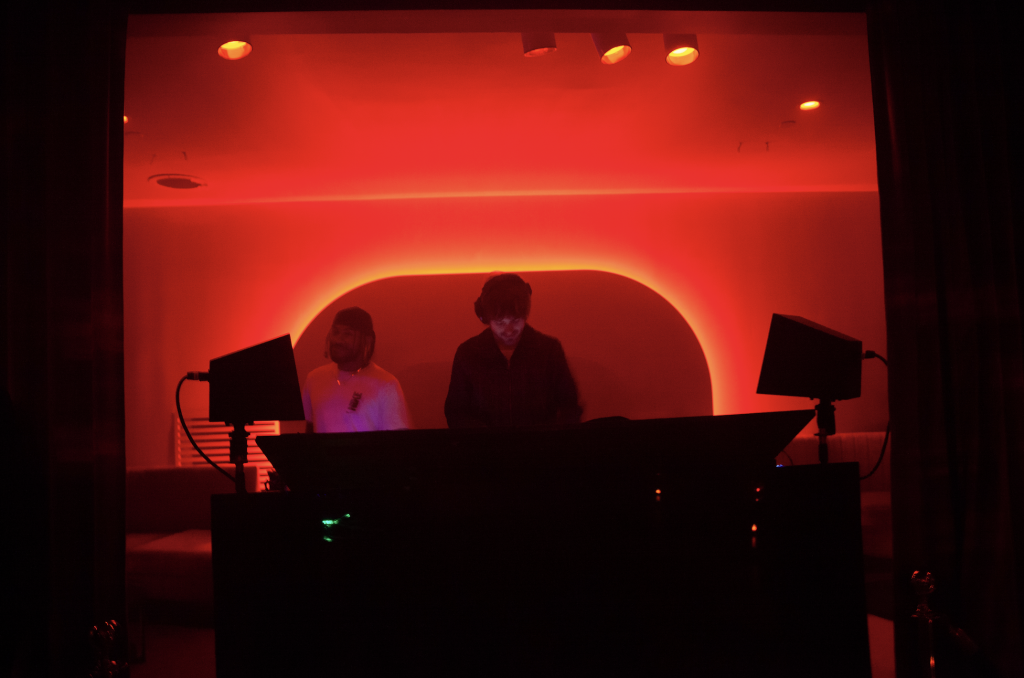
[176,374,235,483]
[863,350,888,366]
[860,419,890,480]
[859,350,889,481]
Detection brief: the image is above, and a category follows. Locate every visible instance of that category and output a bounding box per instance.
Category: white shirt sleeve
[379,380,412,430]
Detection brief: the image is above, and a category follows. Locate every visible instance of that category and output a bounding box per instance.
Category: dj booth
[210,411,871,677]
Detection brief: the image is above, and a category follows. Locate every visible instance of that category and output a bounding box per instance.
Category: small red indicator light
[751,524,758,532]
[655,489,661,494]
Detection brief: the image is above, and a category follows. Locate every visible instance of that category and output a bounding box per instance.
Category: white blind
[174,416,279,491]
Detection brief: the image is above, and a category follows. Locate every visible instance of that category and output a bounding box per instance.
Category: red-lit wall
[292,270,715,430]
[124,190,887,467]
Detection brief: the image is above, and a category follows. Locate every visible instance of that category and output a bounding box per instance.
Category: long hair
[323,332,375,368]
[324,307,376,368]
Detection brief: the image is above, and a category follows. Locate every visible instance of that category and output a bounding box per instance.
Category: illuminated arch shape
[294,270,712,429]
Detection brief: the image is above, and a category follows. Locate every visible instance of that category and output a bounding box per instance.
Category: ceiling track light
[148,174,207,189]
[522,32,556,57]
[218,38,253,61]
[664,34,699,66]
[591,33,631,65]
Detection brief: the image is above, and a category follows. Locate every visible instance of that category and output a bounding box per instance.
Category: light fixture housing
[800,101,821,111]
[522,32,556,57]
[664,34,699,66]
[591,33,631,65]
[218,40,252,60]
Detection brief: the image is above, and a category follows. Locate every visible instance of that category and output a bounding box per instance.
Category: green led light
[344,513,351,519]
[323,536,333,542]
[322,519,339,526]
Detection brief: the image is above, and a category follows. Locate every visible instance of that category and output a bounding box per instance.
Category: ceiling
[123,10,877,208]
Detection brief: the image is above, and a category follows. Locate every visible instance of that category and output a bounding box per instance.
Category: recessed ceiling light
[148,174,207,189]
[522,32,556,57]
[800,101,821,111]
[601,45,630,64]
[592,33,631,65]
[664,34,699,66]
[218,41,252,61]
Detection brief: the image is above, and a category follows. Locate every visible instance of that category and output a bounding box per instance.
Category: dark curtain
[868,1,1024,676]
[2,1,127,676]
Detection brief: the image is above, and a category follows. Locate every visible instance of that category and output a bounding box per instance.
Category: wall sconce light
[591,33,631,65]
[218,40,253,61]
[522,33,557,57]
[664,34,699,65]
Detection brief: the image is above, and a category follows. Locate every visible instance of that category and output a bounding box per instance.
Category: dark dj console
[211,413,869,677]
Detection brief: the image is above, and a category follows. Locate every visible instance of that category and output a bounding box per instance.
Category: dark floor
[130,625,215,678]
[131,618,895,678]
[131,557,897,677]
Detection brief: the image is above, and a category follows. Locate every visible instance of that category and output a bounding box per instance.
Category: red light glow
[751,524,758,532]
[800,101,821,111]
[601,45,631,65]
[122,26,888,468]
[123,115,128,124]
[218,41,252,61]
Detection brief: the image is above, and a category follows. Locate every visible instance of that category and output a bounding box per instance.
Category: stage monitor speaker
[756,314,861,401]
[208,335,305,424]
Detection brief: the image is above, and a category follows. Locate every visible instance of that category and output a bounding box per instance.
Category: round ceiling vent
[148,174,207,189]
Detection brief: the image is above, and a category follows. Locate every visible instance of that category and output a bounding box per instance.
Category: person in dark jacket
[444,273,582,428]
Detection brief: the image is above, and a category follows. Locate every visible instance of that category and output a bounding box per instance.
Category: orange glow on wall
[122,189,889,469]
[281,260,737,421]
[218,41,252,60]
[800,101,821,111]
[601,45,631,65]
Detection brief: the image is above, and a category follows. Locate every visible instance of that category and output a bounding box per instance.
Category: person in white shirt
[302,307,411,432]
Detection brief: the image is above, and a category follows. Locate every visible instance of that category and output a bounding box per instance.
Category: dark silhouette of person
[444,273,581,428]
